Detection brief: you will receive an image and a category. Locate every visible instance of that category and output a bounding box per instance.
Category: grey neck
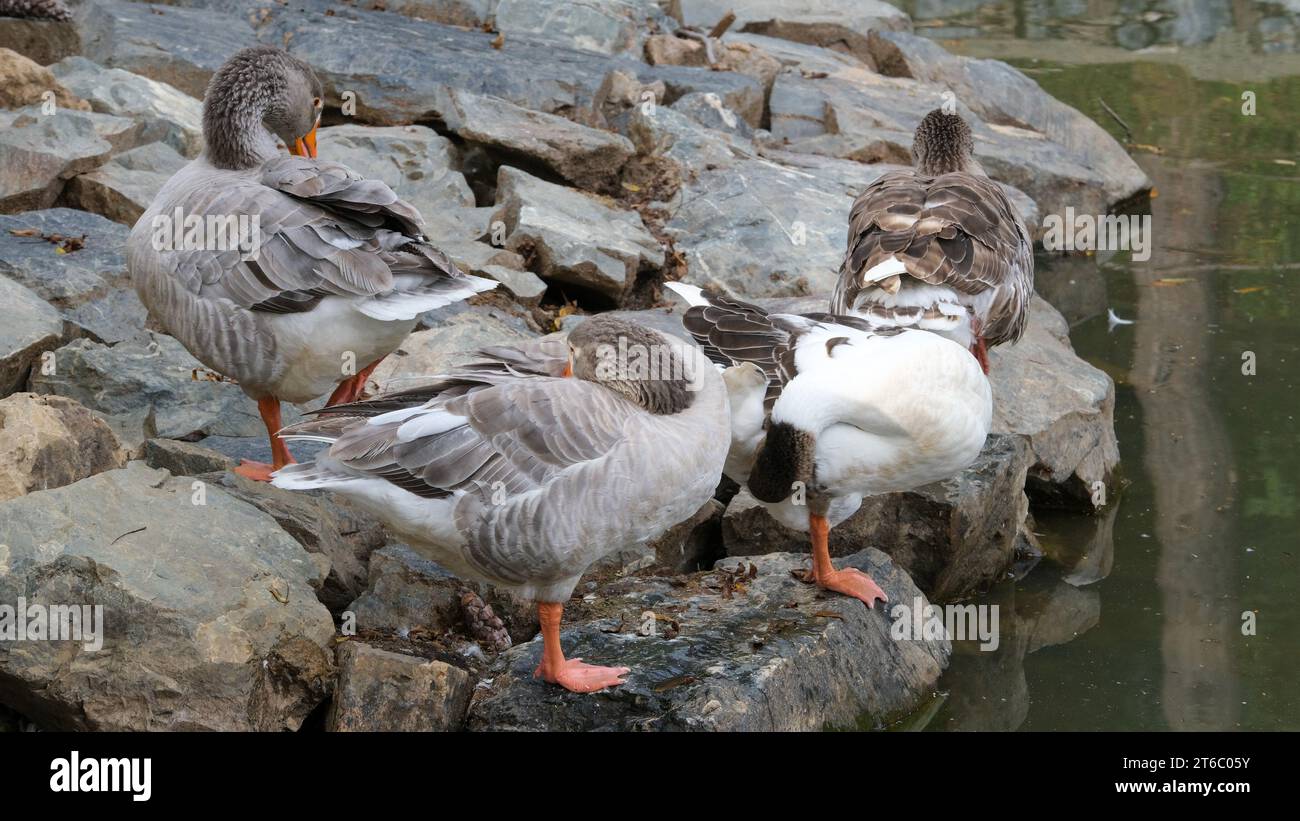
[203,108,283,171]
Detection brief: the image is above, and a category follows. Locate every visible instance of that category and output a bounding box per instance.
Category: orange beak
[290,123,318,158]
[562,360,573,378]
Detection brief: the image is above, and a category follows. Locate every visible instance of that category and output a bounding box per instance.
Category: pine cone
[0,0,73,21]
[460,590,511,653]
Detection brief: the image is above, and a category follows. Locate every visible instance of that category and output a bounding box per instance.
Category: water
[890,1,1300,731]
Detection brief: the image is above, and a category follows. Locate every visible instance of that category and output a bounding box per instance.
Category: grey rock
[256,5,763,126]
[491,0,658,56]
[64,141,187,225]
[676,0,911,40]
[382,0,494,27]
[436,87,634,191]
[0,275,63,397]
[989,297,1119,509]
[866,29,1150,211]
[140,436,234,477]
[28,332,296,451]
[347,544,538,645]
[315,124,482,242]
[0,208,128,305]
[670,91,755,139]
[468,549,948,731]
[348,544,464,639]
[723,434,1034,603]
[50,56,204,157]
[372,302,538,392]
[0,105,141,211]
[492,166,663,304]
[0,392,125,502]
[202,472,390,614]
[434,238,547,304]
[0,461,336,731]
[77,0,258,99]
[0,208,147,344]
[328,641,473,732]
[765,37,1148,221]
[186,433,326,468]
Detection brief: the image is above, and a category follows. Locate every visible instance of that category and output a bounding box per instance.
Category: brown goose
[127,46,494,481]
[832,109,1033,372]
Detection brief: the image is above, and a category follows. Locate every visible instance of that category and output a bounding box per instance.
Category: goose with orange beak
[128,46,494,481]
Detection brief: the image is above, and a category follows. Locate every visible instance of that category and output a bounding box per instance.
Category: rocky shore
[0,0,1140,731]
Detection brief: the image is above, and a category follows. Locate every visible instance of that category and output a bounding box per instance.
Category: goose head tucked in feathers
[566,315,699,416]
[833,109,1034,372]
[202,45,324,170]
[911,109,977,176]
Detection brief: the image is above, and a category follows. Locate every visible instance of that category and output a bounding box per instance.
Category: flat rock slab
[28,332,297,452]
[329,640,473,731]
[372,302,538,393]
[0,462,336,731]
[468,549,949,731]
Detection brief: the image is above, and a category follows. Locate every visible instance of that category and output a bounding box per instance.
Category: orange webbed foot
[534,658,630,694]
[233,460,281,482]
[812,567,888,609]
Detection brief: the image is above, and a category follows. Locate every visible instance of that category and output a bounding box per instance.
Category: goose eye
[312,97,322,109]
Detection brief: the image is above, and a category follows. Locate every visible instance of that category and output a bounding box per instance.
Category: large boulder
[314,124,484,242]
[0,392,125,502]
[0,462,336,731]
[50,56,204,157]
[434,87,635,191]
[988,297,1119,509]
[723,435,1035,603]
[0,208,147,344]
[491,166,663,304]
[676,1,912,58]
[468,549,949,731]
[76,0,258,99]
[328,641,473,731]
[201,472,390,614]
[28,332,296,451]
[0,105,141,212]
[0,275,64,397]
[64,141,187,225]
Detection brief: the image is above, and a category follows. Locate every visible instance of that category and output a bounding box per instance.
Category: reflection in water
[893,0,1300,53]
[1131,155,1239,730]
[907,18,1300,730]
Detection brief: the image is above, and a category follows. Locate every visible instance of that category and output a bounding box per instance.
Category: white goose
[664,110,1033,607]
[272,316,730,692]
[128,46,494,480]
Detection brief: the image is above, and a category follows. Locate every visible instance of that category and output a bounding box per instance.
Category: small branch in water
[1097,97,1133,143]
